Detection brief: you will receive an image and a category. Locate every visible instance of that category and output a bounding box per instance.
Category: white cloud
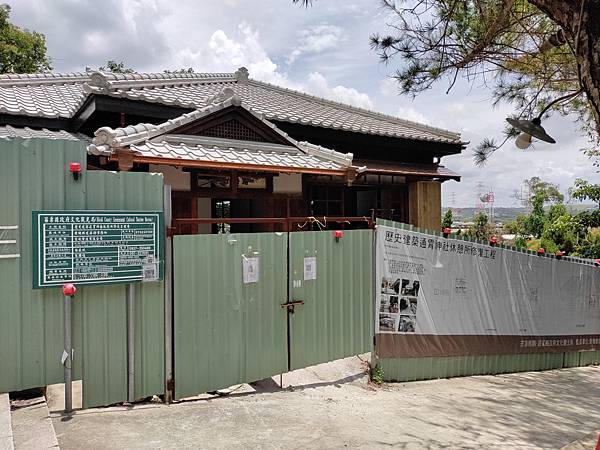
[306,72,374,109]
[171,23,373,109]
[379,78,399,97]
[286,24,345,64]
[170,22,295,88]
[395,106,430,125]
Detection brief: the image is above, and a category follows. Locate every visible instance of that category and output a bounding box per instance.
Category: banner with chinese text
[375,225,600,357]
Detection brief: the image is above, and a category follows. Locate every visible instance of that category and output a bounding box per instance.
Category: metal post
[63,294,72,413]
[164,185,174,403]
[127,283,135,403]
[371,224,378,371]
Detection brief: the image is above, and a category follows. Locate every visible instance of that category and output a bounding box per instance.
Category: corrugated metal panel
[288,230,373,370]
[173,232,287,400]
[0,138,87,394]
[578,351,600,366]
[82,171,165,407]
[0,138,164,409]
[378,353,567,382]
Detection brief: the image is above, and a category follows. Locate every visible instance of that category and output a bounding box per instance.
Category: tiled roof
[0,68,462,145]
[88,89,354,172]
[0,125,88,141]
[354,160,460,180]
[129,136,347,172]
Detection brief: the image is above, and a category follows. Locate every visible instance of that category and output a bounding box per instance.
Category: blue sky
[10,0,599,206]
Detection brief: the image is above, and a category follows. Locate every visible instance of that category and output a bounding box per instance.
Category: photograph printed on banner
[381,277,396,294]
[399,297,418,316]
[401,279,420,296]
[379,275,420,333]
[380,295,400,313]
[398,315,416,333]
[379,314,397,332]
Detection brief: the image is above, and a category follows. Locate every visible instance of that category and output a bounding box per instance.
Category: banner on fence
[375,225,600,358]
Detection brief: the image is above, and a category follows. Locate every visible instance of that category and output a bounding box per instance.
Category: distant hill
[442,205,597,224]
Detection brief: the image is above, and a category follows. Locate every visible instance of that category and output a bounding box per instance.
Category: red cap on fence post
[537,248,545,256]
[489,236,498,246]
[69,162,82,181]
[62,283,77,297]
[333,230,343,242]
[442,227,451,238]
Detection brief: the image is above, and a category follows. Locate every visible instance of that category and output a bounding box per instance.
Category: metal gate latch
[280,300,304,314]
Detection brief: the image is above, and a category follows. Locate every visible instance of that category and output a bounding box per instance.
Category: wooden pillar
[408,180,441,232]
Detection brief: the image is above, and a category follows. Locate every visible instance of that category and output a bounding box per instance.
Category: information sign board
[33,211,163,288]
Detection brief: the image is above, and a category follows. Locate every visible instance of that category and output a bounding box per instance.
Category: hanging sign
[33,211,163,288]
[243,257,259,284]
[304,256,317,280]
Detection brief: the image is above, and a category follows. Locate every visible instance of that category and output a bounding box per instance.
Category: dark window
[310,186,343,216]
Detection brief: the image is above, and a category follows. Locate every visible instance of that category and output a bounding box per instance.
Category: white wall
[197,198,212,234]
[149,164,190,191]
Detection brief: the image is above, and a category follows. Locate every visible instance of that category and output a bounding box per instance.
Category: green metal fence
[288,230,373,370]
[173,232,288,400]
[0,138,164,408]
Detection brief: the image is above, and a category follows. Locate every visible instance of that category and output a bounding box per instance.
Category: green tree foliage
[525,192,546,238]
[547,203,567,224]
[465,212,493,241]
[574,228,600,259]
[541,214,582,253]
[98,60,135,74]
[505,177,600,258]
[525,177,564,204]
[0,4,51,73]
[569,178,600,208]
[441,209,453,228]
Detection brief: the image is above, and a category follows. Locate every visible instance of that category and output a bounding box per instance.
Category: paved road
[52,358,600,449]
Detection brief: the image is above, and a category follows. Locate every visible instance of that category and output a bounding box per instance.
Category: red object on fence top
[489,236,498,245]
[537,248,545,255]
[69,162,81,173]
[62,283,77,296]
[442,227,451,234]
[333,230,343,239]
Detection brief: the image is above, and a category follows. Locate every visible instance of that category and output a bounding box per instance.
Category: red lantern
[62,283,77,297]
[333,230,343,242]
[69,162,82,181]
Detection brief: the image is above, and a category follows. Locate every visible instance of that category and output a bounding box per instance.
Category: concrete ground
[10,396,58,449]
[51,357,600,449]
[0,394,13,450]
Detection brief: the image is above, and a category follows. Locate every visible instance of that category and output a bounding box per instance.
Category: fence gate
[173,232,288,400]
[173,229,373,399]
[287,230,373,370]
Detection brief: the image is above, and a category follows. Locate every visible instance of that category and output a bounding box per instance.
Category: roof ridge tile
[0,72,90,86]
[247,78,461,140]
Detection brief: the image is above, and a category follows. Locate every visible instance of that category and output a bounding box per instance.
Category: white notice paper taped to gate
[304,256,317,280]
[243,257,259,284]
